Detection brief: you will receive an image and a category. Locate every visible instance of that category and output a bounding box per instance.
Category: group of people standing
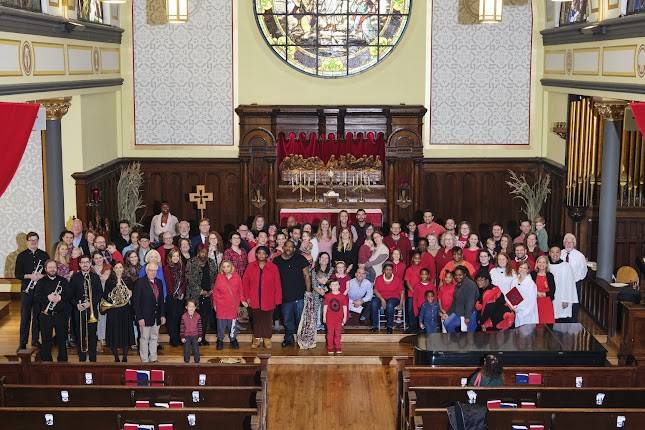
[15,204,589,362]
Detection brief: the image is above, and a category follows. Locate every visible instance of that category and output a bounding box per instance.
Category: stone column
[38,98,71,249]
[593,99,627,282]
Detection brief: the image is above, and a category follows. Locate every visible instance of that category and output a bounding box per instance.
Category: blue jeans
[370,297,400,329]
[281,299,304,343]
[444,311,478,333]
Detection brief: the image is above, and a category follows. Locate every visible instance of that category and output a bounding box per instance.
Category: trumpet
[23,260,43,293]
[80,274,98,353]
[42,281,62,315]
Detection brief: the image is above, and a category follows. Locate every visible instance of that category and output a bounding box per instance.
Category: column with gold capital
[37,97,72,249]
[593,98,627,283]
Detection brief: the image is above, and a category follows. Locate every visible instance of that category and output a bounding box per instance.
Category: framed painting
[0,0,42,12]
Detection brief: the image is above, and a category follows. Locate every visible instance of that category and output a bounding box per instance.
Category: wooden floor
[268,364,397,430]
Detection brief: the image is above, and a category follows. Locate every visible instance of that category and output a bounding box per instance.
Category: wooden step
[0,301,10,321]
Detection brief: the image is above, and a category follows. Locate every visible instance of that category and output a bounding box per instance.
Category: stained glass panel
[254,0,411,77]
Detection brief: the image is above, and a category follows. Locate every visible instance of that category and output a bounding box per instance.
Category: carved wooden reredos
[236,105,427,223]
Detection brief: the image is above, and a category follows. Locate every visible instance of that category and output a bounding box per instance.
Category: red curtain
[277,131,386,164]
[630,102,645,136]
[0,102,40,198]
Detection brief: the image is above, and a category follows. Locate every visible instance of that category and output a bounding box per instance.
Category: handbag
[447,401,488,430]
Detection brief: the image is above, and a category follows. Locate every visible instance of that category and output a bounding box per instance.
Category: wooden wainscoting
[420,158,566,241]
[72,158,243,234]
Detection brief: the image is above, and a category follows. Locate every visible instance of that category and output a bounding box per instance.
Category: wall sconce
[552,121,568,140]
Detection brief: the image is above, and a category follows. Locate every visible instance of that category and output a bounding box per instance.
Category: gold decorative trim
[92,47,100,73]
[572,47,600,76]
[32,42,66,76]
[565,49,573,75]
[67,44,94,75]
[37,97,72,120]
[544,50,567,75]
[593,99,628,121]
[608,0,619,9]
[0,39,21,77]
[636,44,645,79]
[99,47,120,74]
[21,41,33,76]
[602,45,637,77]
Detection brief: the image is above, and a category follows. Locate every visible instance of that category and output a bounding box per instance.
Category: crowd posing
[15,203,588,361]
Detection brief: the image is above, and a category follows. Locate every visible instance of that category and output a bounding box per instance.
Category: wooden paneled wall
[588,208,645,269]
[72,159,243,235]
[420,159,566,242]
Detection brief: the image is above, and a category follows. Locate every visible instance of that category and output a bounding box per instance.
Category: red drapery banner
[277,131,386,164]
[0,102,40,198]
[630,102,645,136]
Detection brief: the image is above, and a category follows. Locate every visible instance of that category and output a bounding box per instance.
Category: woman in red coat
[242,246,282,349]
[212,260,242,350]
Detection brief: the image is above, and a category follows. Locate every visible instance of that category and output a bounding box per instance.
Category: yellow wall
[80,91,119,169]
[61,95,84,221]
[544,91,568,166]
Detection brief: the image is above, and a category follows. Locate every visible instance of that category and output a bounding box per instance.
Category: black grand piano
[414,323,607,366]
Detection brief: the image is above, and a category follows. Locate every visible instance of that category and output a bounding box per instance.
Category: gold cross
[188,185,214,219]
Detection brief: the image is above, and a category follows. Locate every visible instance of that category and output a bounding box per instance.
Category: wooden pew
[408,386,645,409]
[0,384,262,409]
[0,363,22,384]
[0,407,260,430]
[413,408,645,430]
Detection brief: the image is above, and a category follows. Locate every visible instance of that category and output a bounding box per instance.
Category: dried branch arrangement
[117,162,145,228]
[506,170,551,223]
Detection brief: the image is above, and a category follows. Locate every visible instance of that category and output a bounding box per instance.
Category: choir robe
[510,276,538,327]
[549,260,579,320]
[489,267,515,295]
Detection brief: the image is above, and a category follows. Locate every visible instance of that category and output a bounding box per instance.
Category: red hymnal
[528,373,542,385]
[506,287,524,306]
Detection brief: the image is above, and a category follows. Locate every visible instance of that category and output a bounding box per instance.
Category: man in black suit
[71,218,90,256]
[35,260,72,362]
[113,220,131,253]
[15,231,49,349]
[133,263,166,363]
[70,255,102,362]
[190,218,211,255]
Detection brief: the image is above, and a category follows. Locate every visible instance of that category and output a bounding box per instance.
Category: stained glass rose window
[255,0,412,77]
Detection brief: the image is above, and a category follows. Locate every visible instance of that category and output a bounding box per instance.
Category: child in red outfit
[330,261,350,295]
[323,280,347,355]
[437,271,457,317]
[412,268,436,317]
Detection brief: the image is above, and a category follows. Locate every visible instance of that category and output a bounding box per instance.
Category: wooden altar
[236,105,427,224]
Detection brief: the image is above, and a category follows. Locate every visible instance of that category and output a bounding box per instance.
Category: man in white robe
[561,233,588,322]
[548,246,579,321]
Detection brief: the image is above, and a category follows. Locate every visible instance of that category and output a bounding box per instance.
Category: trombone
[80,274,98,353]
[23,260,43,293]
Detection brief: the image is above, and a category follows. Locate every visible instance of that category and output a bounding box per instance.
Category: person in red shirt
[462,233,481,267]
[390,249,406,281]
[242,246,282,349]
[437,271,457,319]
[511,243,535,272]
[412,268,436,319]
[370,262,404,333]
[404,252,424,332]
[434,233,456,281]
[417,211,446,239]
[383,222,412,263]
[323,280,347,355]
[439,246,477,282]
[212,260,242,350]
[455,221,471,249]
[330,261,351,295]
[415,239,437,283]
[180,299,202,363]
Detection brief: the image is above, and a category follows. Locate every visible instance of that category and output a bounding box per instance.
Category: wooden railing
[580,271,621,339]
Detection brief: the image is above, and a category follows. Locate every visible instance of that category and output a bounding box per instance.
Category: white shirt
[561,248,588,282]
[347,278,373,314]
[511,276,538,327]
[490,267,516,295]
[550,261,579,320]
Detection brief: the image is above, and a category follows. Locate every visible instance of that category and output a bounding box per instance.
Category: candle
[91,187,100,204]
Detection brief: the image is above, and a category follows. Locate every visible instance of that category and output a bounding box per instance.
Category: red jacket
[242,261,282,311]
[413,282,437,316]
[212,273,242,320]
[420,252,437,283]
[383,233,412,263]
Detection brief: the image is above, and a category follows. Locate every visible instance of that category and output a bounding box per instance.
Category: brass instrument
[42,281,62,315]
[80,274,98,353]
[99,277,130,314]
[23,260,43,293]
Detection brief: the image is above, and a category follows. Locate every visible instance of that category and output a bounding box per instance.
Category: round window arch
[254,0,412,78]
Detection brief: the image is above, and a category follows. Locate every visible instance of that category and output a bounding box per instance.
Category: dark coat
[133,277,166,326]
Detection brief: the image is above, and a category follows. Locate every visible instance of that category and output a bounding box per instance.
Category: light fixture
[479,0,503,23]
[167,0,188,23]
